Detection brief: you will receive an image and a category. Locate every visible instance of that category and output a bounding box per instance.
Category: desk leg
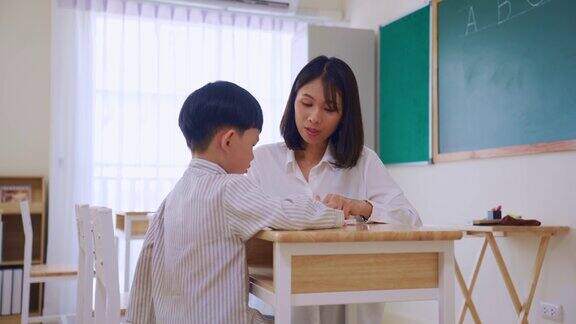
[345,304,358,324]
[439,241,455,324]
[274,243,292,324]
[124,237,131,292]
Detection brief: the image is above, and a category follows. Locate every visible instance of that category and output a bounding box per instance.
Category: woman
[247,56,422,324]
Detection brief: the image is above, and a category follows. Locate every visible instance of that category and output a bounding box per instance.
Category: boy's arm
[223,176,344,241]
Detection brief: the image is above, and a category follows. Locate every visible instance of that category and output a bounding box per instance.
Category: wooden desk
[453,226,569,324]
[247,224,463,324]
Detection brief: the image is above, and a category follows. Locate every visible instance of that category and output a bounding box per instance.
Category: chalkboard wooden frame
[431,0,576,163]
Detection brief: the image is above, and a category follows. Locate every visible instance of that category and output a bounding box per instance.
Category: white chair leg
[20,201,33,324]
[20,283,30,324]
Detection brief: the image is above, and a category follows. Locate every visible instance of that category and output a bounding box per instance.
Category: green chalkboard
[438,0,576,154]
[379,6,430,164]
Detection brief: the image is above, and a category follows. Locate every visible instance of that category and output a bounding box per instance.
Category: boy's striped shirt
[126,158,344,324]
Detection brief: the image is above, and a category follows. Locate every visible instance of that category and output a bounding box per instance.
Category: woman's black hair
[179,81,263,152]
[280,56,364,168]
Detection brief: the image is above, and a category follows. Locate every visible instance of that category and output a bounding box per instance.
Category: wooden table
[246,224,463,324]
[114,212,153,292]
[453,226,569,324]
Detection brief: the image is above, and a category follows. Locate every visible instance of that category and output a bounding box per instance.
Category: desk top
[254,224,463,243]
[458,225,569,236]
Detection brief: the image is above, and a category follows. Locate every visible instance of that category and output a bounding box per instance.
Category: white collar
[284,145,337,172]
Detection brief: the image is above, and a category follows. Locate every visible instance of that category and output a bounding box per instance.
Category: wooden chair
[75,204,94,324]
[90,206,129,323]
[20,201,77,323]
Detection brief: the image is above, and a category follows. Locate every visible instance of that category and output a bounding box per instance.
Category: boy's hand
[322,194,371,220]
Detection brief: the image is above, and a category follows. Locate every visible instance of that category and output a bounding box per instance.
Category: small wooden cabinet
[0,176,46,317]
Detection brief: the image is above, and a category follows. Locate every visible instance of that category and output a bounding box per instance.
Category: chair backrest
[90,206,121,324]
[20,201,33,323]
[75,204,95,324]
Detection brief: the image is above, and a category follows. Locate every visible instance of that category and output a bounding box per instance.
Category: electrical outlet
[540,301,563,322]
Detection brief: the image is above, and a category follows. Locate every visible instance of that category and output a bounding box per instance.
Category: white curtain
[50,0,305,315]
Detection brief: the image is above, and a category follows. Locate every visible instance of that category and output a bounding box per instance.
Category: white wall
[298,0,345,20]
[0,0,51,177]
[346,1,576,323]
[298,25,377,149]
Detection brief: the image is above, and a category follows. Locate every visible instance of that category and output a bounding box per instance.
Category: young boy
[126,81,346,324]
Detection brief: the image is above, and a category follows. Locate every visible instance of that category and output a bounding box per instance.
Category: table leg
[455,261,481,324]
[345,304,358,324]
[439,241,455,324]
[457,237,487,324]
[486,233,523,314]
[274,243,292,324]
[124,237,131,292]
[517,236,550,324]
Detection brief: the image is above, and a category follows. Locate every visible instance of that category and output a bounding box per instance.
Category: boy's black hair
[280,56,364,169]
[179,81,263,152]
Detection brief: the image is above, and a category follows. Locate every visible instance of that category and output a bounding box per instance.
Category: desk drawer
[292,252,438,293]
[115,214,149,236]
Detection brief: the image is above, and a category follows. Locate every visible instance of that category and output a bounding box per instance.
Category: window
[90,3,304,211]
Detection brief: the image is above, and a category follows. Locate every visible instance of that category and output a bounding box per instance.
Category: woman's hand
[322,194,373,219]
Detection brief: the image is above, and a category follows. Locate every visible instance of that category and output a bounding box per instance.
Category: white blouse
[247,143,422,324]
[247,142,422,226]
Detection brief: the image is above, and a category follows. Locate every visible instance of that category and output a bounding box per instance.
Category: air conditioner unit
[173,0,301,15]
